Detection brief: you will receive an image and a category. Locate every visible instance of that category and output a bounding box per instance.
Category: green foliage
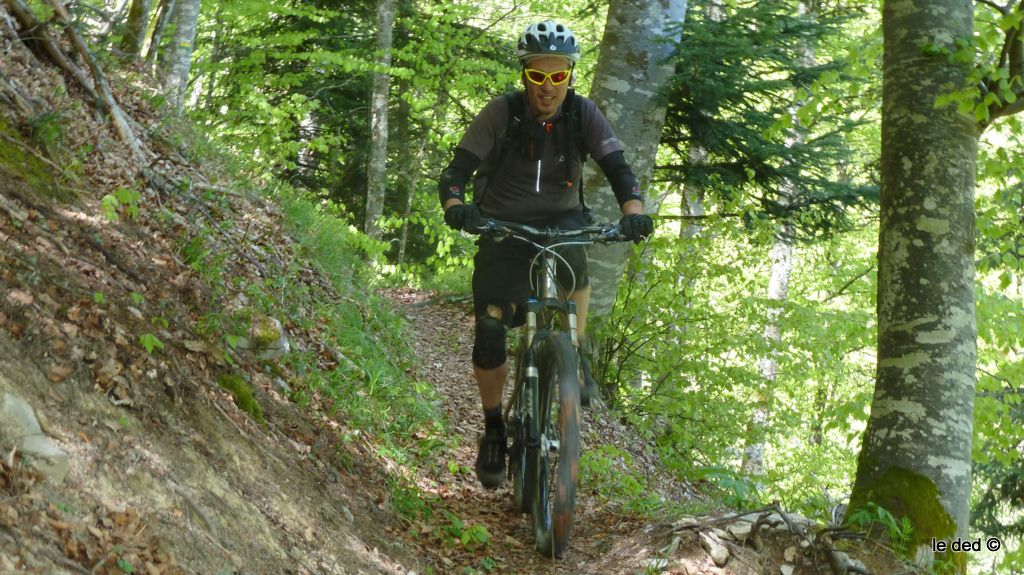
[695,466,761,510]
[100,187,142,222]
[592,210,875,503]
[390,477,435,523]
[268,186,444,442]
[661,0,878,239]
[442,512,490,550]
[0,116,61,198]
[580,445,664,515]
[28,111,64,157]
[846,502,914,558]
[138,333,164,354]
[217,374,264,423]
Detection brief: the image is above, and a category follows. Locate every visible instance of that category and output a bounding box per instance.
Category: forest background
[1,0,1023,573]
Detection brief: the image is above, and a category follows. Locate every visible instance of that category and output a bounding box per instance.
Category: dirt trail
[388,288,714,574]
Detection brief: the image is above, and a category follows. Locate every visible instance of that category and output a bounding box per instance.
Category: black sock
[484,405,504,433]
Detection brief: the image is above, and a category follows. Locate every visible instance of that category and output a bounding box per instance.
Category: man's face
[522,56,573,121]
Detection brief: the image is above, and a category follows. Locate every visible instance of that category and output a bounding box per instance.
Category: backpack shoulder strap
[475,92,523,206]
[564,91,587,163]
[501,91,524,154]
[563,91,590,214]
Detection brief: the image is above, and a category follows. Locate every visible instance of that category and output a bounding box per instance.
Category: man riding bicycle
[438,20,655,489]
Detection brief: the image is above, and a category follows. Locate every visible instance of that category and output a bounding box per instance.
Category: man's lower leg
[473,305,510,487]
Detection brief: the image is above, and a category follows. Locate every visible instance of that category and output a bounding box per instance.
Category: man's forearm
[620,199,644,216]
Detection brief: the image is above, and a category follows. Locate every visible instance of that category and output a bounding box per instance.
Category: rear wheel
[531,332,580,558]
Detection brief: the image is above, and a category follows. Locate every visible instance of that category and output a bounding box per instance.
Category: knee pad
[472,315,508,369]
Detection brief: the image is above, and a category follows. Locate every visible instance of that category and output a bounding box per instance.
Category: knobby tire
[531,332,580,558]
[509,340,534,513]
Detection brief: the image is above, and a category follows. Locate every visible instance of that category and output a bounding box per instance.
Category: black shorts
[473,209,589,327]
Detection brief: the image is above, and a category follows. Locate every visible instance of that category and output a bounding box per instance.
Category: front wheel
[509,337,534,514]
[531,332,580,558]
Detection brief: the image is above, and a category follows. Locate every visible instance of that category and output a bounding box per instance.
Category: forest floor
[0,7,905,574]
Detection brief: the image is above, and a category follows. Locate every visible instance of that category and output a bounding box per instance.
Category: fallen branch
[195,181,244,198]
[0,71,38,115]
[43,0,146,162]
[4,0,99,101]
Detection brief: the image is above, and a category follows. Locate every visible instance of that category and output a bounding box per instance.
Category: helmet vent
[516,20,581,63]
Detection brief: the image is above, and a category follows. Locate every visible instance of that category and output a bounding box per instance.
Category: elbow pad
[597,151,644,207]
[438,148,482,206]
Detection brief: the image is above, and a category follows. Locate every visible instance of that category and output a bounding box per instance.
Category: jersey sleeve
[580,98,625,162]
[456,96,508,161]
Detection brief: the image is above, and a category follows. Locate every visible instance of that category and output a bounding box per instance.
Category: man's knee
[473,314,508,369]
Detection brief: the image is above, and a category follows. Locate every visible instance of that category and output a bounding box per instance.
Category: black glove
[444,203,482,231]
[619,214,654,243]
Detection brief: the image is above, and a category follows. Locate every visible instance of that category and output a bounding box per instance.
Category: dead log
[42,0,146,163]
[3,0,99,101]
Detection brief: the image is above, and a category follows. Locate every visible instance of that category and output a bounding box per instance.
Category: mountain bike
[472,217,627,558]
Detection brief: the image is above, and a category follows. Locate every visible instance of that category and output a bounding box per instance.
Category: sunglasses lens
[526,70,547,84]
[525,69,571,85]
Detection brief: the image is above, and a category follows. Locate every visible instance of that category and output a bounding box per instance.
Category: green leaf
[100,194,120,222]
[139,333,164,354]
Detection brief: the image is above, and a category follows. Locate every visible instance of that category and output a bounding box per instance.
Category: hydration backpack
[489,89,591,215]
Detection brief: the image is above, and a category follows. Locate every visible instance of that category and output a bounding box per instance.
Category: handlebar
[470,217,628,245]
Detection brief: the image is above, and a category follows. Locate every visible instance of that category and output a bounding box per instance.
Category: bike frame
[518,249,577,459]
[475,217,625,557]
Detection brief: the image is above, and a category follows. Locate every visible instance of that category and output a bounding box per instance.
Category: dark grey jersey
[456,93,624,225]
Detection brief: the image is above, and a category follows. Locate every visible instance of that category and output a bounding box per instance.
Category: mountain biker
[438,20,655,489]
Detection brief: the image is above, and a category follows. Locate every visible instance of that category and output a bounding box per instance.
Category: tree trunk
[364,0,394,240]
[741,228,793,477]
[741,0,817,478]
[395,81,415,264]
[144,0,175,64]
[585,0,688,319]
[160,0,200,112]
[848,0,976,570]
[119,0,152,59]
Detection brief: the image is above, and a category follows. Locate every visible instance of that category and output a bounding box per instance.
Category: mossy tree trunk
[849,0,977,569]
[144,0,175,64]
[119,0,152,59]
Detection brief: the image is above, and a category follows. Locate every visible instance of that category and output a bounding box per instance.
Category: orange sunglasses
[523,68,572,86]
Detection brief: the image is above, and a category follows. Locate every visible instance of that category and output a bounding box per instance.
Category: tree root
[674,504,875,575]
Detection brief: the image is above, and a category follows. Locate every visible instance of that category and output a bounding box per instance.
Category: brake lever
[601,225,627,242]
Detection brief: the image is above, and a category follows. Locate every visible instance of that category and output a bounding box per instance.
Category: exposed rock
[673,516,700,529]
[728,522,753,542]
[699,531,730,567]
[784,545,797,562]
[712,527,731,540]
[0,392,69,483]
[250,315,289,360]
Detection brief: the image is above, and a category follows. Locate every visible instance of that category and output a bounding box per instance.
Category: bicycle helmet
[517,20,581,64]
